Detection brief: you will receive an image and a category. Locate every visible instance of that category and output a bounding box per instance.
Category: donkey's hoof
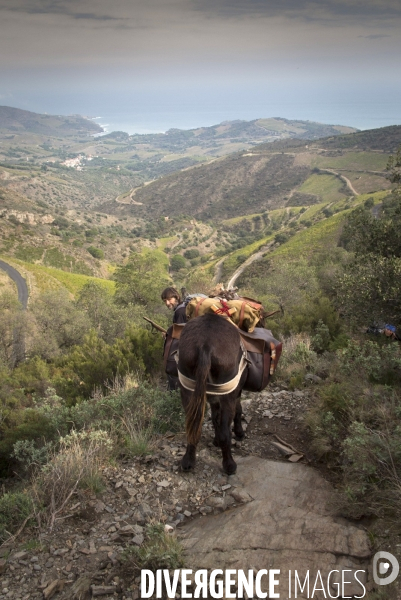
[181,455,195,471]
[223,460,237,475]
[234,431,245,441]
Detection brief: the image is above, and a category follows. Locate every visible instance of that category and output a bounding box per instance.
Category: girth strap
[175,348,249,396]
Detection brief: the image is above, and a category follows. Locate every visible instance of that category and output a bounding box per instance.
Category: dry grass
[32,430,113,531]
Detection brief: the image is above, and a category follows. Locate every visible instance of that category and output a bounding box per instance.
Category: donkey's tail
[186,343,210,446]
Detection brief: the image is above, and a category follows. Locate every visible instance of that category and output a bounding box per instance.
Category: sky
[1,0,401,132]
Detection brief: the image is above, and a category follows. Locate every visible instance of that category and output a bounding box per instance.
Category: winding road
[226,242,273,289]
[0,259,29,308]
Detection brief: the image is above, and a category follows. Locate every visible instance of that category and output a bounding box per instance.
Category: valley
[0,106,396,298]
[1,106,401,599]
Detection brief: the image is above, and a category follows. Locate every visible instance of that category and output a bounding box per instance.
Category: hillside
[0,106,102,137]
[122,117,358,157]
[2,116,401,600]
[0,110,358,217]
[0,118,399,297]
[123,125,399,221]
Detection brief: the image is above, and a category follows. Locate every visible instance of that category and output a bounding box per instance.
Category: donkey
[177,313,248,475]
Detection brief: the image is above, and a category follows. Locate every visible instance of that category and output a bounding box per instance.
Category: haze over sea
[17,83,401,136]
[91,98,401,135]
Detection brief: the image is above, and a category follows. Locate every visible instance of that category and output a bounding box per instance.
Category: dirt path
[226,242,273,289]
[319,168,359,196]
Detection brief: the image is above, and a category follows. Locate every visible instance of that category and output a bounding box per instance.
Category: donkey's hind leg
[217,397,237,475]
[180,387,198,471]
[233,395,245,441]
[181,444,197,471]
[210,399,221,448]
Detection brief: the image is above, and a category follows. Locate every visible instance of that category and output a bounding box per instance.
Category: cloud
[358,34,392,39]
[3,0,122,22]
[191,0,401,25]
[1,0,400,73]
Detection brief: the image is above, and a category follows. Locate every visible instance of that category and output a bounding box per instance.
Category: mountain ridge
[0,105,103,137]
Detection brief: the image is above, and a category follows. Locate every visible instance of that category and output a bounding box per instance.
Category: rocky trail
[0,386,374,600]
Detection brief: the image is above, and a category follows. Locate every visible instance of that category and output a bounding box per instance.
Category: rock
[229,488,253,504]
[91,585,118,596]
[131,534,144,546]
[119,525,134,534]
[305,373,322,383]
[0,559,7,575]
[95,500,106,513]
[181,456,372,598]
[207,497,226,512]
[71,573,92,600]
[12,552,27,561]
[43,579,64,600]
[157,480,170,488]
[199,506,213,515]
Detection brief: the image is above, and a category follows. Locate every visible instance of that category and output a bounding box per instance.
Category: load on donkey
[163,289,282,475]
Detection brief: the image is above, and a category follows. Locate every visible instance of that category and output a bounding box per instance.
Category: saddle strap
[238,301,246,330]
[195,297,208,317]
[176,352,249,396]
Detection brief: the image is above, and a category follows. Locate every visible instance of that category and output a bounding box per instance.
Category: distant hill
[120,124,399,221]
[117,118,358,157]
[260,124,401,153]
[0,106,103,137]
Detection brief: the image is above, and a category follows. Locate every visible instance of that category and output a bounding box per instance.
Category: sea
[89,100,401,136]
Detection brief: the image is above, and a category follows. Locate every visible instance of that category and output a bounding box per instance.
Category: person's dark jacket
[173,301,187,324]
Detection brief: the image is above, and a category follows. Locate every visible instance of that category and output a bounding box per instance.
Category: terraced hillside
[0,117,399,302]
[125,125,399,220]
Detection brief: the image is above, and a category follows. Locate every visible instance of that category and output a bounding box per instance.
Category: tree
[76,282,136,344]
[338,147,401,326]
[0,292,27,368]
[183,249,200,260]
[113,249,169,309]
[29,290,90,360]
[170,254,186,271]
[87,246,104,259]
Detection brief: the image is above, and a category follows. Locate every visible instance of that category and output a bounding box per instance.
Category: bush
[33,429,113,530]
[170,254,186,271]
[183,249,199,260]
[305,352,401,520]
[0,409,57,476]
[0,491,35,542]
[87,246,104,259]
[338,339,401,385]
[124,523,184,571]
[274,233,289,245]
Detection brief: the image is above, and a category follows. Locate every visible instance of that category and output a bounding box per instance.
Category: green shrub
[170,254,186,271]
[14,245,44,262]
[311,320,331,353]
[0,409,56,475]
[87,246,104,259]
[183,248,199,260]
[0,491,35,542]
[338,340,401,385]
[11,439,52,473]
[124,523,184,571]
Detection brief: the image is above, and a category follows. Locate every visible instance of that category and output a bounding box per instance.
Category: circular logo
[373,551,399,586]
